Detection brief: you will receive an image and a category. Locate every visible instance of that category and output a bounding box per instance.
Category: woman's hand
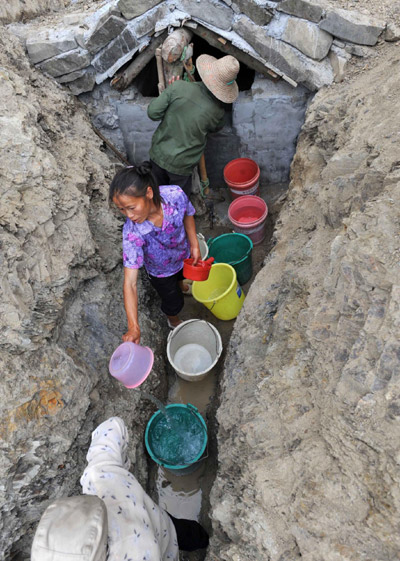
[190,243,201,266]
[122,326,141,344]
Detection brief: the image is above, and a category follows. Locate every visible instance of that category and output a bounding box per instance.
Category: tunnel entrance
[130,33,256,98]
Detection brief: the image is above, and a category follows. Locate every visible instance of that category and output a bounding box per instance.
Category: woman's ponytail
[109,161,162,207]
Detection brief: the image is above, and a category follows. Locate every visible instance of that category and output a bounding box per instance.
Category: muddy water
[148,182,288,558]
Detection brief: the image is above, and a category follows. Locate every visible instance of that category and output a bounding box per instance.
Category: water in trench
[147,180,287,559]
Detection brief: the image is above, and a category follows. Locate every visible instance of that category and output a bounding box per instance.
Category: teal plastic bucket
[145,404,208,475]
[207,233,253,285]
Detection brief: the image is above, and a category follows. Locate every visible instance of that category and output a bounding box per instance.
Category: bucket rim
[207,233,253,266]
[109,344,154,388]
[228,195,268,226]
[166,319,223,378]
[223,158,260,187]
[192,263,237,306]
[145,403,208,470]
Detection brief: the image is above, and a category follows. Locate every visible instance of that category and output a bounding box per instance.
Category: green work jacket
[148,80,225,176]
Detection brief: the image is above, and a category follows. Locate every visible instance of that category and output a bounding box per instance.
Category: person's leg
[168,514,209,551]
[150,159,170,187]
[168,171,192,198]
[148,270,184,326]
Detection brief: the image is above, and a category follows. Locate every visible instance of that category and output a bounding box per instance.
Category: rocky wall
[7,0,390,96]
[0,27,168,559]
[208,43,400,561]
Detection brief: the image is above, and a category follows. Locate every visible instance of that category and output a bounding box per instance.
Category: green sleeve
[147,87,172,121]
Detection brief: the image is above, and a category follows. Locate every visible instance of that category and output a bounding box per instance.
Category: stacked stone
[9,0,390,93]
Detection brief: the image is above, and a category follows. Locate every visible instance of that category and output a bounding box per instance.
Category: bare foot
[167,315,182,329]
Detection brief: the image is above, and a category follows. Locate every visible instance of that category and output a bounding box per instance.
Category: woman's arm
[183,214,201,265]
[123,267,141,343]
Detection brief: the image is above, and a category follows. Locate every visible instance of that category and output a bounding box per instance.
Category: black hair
[109,161,162,208]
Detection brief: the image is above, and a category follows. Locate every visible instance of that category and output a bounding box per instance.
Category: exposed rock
[84,15,127,54]
[67,66,97,94]
[26,27,78,64]
[320,7,386,46]
[329,44,351,81]
[281,15,333,61]
[233,0,273,25]
[177,0,234,30]
[234,15,334,90]
[91,27,138,76]
[128,2,172,38]
[0,25,168,558]
[385,22,400,42]
[0,0,66,24]
[56,67,87,84]
[38,47,91,78]
[210,44,400,561]
[117,0,163,20]
[277,0,327,23]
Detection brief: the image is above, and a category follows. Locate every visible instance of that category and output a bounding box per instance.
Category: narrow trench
[146,181,287,560]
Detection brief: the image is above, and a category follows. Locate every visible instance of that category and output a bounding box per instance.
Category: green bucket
[207,233,253,285]
[145,404,208,475]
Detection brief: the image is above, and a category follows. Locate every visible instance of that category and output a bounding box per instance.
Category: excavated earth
[1,1,400,560]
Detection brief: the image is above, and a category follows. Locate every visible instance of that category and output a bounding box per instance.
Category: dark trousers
[168,514,209,551]
[150,159,192,198]
[148,269,184,317]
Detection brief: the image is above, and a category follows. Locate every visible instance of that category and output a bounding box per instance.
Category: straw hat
[196,54,240,103]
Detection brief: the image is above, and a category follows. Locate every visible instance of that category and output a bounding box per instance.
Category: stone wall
[207,41,400,561]
[8,0,389,95]
[81,75,310,185]
[0,27,168,559]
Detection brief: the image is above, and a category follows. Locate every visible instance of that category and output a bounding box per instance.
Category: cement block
[234,16,334,90]
[38,48,91,78]
[26,28,78,64]
[84,15,127,54]
[118,0,163,20]
[282,17,332,60]
[233,0,273,26]
[117,102,159,164]
[277,0,326,23]
[68,67,97,95]
[92,27,138,74]
[233,78,310,183]
[177,0,234,31]
[319,8,386,46]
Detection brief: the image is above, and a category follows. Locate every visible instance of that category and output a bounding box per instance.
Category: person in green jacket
[147,54,240,197]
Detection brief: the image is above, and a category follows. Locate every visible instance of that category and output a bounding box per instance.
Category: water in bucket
[174,343,213,374]
[149,406,206,466]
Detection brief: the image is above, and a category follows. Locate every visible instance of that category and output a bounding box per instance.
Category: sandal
[182,280,193,296]
[167,317,183,330]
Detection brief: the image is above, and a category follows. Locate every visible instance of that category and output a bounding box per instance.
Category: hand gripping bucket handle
[152,403,209,467]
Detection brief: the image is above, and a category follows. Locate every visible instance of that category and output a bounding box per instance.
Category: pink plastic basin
[109,342,154,388]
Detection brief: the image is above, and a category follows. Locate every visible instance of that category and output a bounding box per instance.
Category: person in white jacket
[31,417,208,561]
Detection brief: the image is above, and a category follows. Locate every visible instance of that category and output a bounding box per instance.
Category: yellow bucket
[192,263,245,320]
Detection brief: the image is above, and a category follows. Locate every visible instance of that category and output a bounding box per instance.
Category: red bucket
[183,257,214,281]
[223,158,260,199]
[228,195,268,245]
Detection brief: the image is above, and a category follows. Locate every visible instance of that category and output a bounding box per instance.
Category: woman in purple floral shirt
[110,162,200,343]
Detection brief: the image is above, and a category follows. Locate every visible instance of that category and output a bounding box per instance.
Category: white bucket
[197,233,209,260]
[167,319,222,382]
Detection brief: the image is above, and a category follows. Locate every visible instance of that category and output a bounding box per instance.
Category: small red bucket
[183,257,214,281]
[223,158,260,199]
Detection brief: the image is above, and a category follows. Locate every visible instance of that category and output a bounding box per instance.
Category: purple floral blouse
[122,185,195,277]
